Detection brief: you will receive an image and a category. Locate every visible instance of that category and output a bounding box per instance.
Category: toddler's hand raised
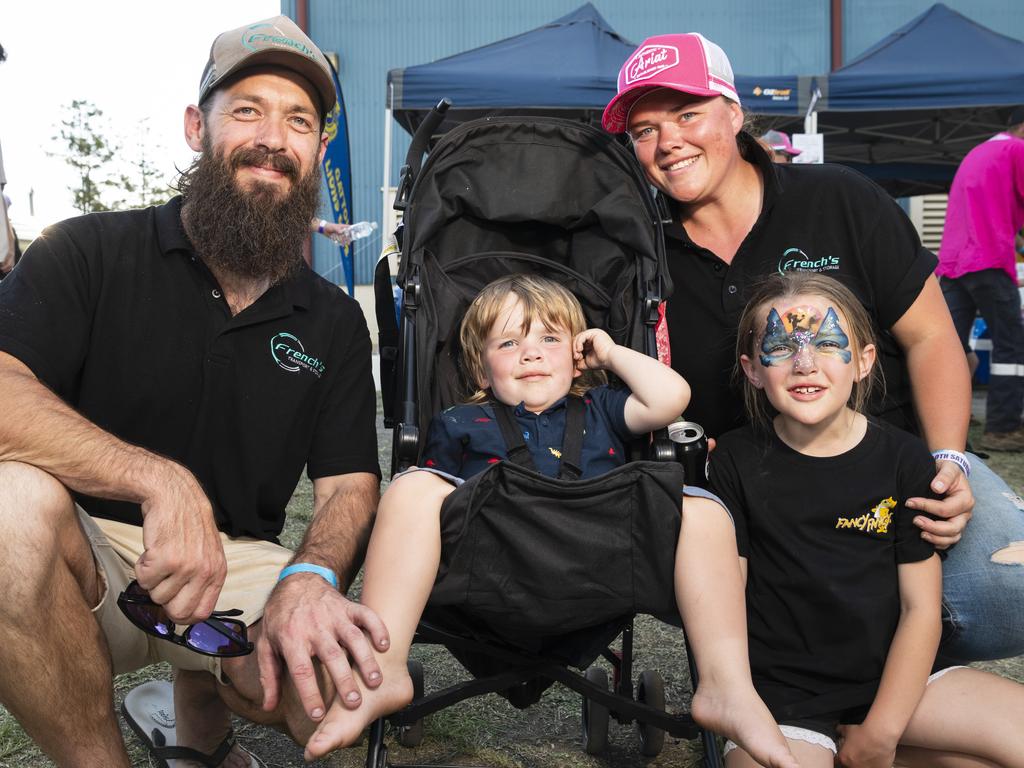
[574,328,617,371]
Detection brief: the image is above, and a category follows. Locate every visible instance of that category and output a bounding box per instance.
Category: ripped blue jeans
[938,454,1024,663]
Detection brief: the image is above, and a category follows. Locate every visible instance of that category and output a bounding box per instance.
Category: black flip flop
[121,680,264,767]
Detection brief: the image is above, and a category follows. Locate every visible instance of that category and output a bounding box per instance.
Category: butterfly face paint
[759,304,852,368]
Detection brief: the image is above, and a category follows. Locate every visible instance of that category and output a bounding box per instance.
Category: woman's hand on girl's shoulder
[906,466,973,550]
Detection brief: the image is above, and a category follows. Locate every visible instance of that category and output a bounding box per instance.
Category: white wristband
[932,449,971,479]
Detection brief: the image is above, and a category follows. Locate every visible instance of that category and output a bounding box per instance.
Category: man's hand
[135,462,226,624]
[906,461,974,550]
[836,722,898,768]
[257,572,390,723]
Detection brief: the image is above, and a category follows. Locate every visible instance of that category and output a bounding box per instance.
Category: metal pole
[831,0,844,71]
[804,87,821,135]
[383,82,393,232]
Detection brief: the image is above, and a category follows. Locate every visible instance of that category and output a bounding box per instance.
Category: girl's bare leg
[676,496,798,768]
[726,737,834,768]
[895,667,1024,767]
[895,747,1000,768]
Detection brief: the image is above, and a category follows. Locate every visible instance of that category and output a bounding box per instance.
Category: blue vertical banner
[322,56,355,296]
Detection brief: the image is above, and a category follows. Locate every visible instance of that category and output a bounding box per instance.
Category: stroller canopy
[392,116,666,439]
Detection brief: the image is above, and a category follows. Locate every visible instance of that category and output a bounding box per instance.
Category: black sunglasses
[116,580,254,657]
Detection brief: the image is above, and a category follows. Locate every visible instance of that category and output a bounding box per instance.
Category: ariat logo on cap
[242,23,317,60]
[625,45,679,85]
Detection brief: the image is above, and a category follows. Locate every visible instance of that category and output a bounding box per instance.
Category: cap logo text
[625,45,679,85]
[242,23,317,61]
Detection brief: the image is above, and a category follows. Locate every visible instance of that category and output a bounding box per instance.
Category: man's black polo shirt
[665,139,937,439]
[0,197,380,541]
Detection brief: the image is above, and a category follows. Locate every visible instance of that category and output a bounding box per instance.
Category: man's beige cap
[198,15,336,116]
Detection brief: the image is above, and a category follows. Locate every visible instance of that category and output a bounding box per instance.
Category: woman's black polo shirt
[0,197,380,541]
[664,139,937,439]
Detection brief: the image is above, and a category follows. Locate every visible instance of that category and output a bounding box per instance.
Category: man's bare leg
[0,461,130,768]
[217,471,453,757]
[172,670,262,768]
[676,497,799,768]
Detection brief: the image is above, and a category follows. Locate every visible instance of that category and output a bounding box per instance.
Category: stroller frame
[368,100,724,768]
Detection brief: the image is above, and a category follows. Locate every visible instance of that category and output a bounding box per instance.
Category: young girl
[712,271,1024,767]
[303,274,799,768]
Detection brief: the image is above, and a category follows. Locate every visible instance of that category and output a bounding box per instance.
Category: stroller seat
[368,103,723,768]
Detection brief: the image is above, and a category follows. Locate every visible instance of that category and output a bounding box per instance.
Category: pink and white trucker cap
[761,129,802,156]
[602,33,740,133]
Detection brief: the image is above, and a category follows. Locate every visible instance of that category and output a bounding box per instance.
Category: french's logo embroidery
[836,497,896,534]
[777,247,840,275]
[270,332,326,377]
[242,23,317,60]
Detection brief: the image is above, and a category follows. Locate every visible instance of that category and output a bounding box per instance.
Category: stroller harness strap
[492,397,585,481]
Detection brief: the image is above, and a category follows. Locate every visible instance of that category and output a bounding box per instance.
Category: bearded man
[0,16,386,767]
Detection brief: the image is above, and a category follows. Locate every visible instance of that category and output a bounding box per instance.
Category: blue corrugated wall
[280,0,1024,285]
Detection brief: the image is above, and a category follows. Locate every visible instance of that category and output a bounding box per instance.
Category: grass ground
[1,400,1022,767]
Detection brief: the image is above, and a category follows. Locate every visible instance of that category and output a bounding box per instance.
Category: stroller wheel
[396,660,425,748]
[635,669,666,757]
[581,666,610,754]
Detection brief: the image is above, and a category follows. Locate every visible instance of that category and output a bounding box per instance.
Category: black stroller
[368,100,724,768]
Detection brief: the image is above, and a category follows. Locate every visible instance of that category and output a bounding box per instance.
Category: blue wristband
[278,563,338,589]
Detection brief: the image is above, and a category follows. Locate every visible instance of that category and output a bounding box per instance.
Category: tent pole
[804,87,821,135]
[383,82,393,236]
[831,0,843,70]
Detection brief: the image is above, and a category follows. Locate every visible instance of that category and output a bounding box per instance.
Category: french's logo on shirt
[777,247,840,274]
[270,332,326,378]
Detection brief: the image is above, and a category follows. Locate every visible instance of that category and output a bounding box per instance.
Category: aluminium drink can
[667,421,709,488]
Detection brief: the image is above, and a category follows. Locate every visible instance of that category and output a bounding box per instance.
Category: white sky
[2,0,280,236]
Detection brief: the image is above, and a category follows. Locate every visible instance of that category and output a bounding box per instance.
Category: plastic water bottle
[347,221,378,241]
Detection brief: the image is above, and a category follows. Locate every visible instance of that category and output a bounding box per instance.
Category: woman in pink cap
[603,29,1024,768]
[758,130,802,163]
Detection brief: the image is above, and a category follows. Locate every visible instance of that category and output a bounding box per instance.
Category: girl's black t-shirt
[710,418,937,716]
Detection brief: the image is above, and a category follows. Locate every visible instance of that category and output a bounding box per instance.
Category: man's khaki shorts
[79,508,293,678]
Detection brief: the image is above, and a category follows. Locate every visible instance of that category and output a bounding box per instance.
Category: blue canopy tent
[385,3,803,137]
[382,3,806,219]
[381,3,804,217]
[763,4,1024,196]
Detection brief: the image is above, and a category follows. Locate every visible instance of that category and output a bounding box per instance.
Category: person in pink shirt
[938,106,1024,450]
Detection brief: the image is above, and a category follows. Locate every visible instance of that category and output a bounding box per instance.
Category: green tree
[114,119,174,209]
[52,103,175,212]
[51,99,119,214]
